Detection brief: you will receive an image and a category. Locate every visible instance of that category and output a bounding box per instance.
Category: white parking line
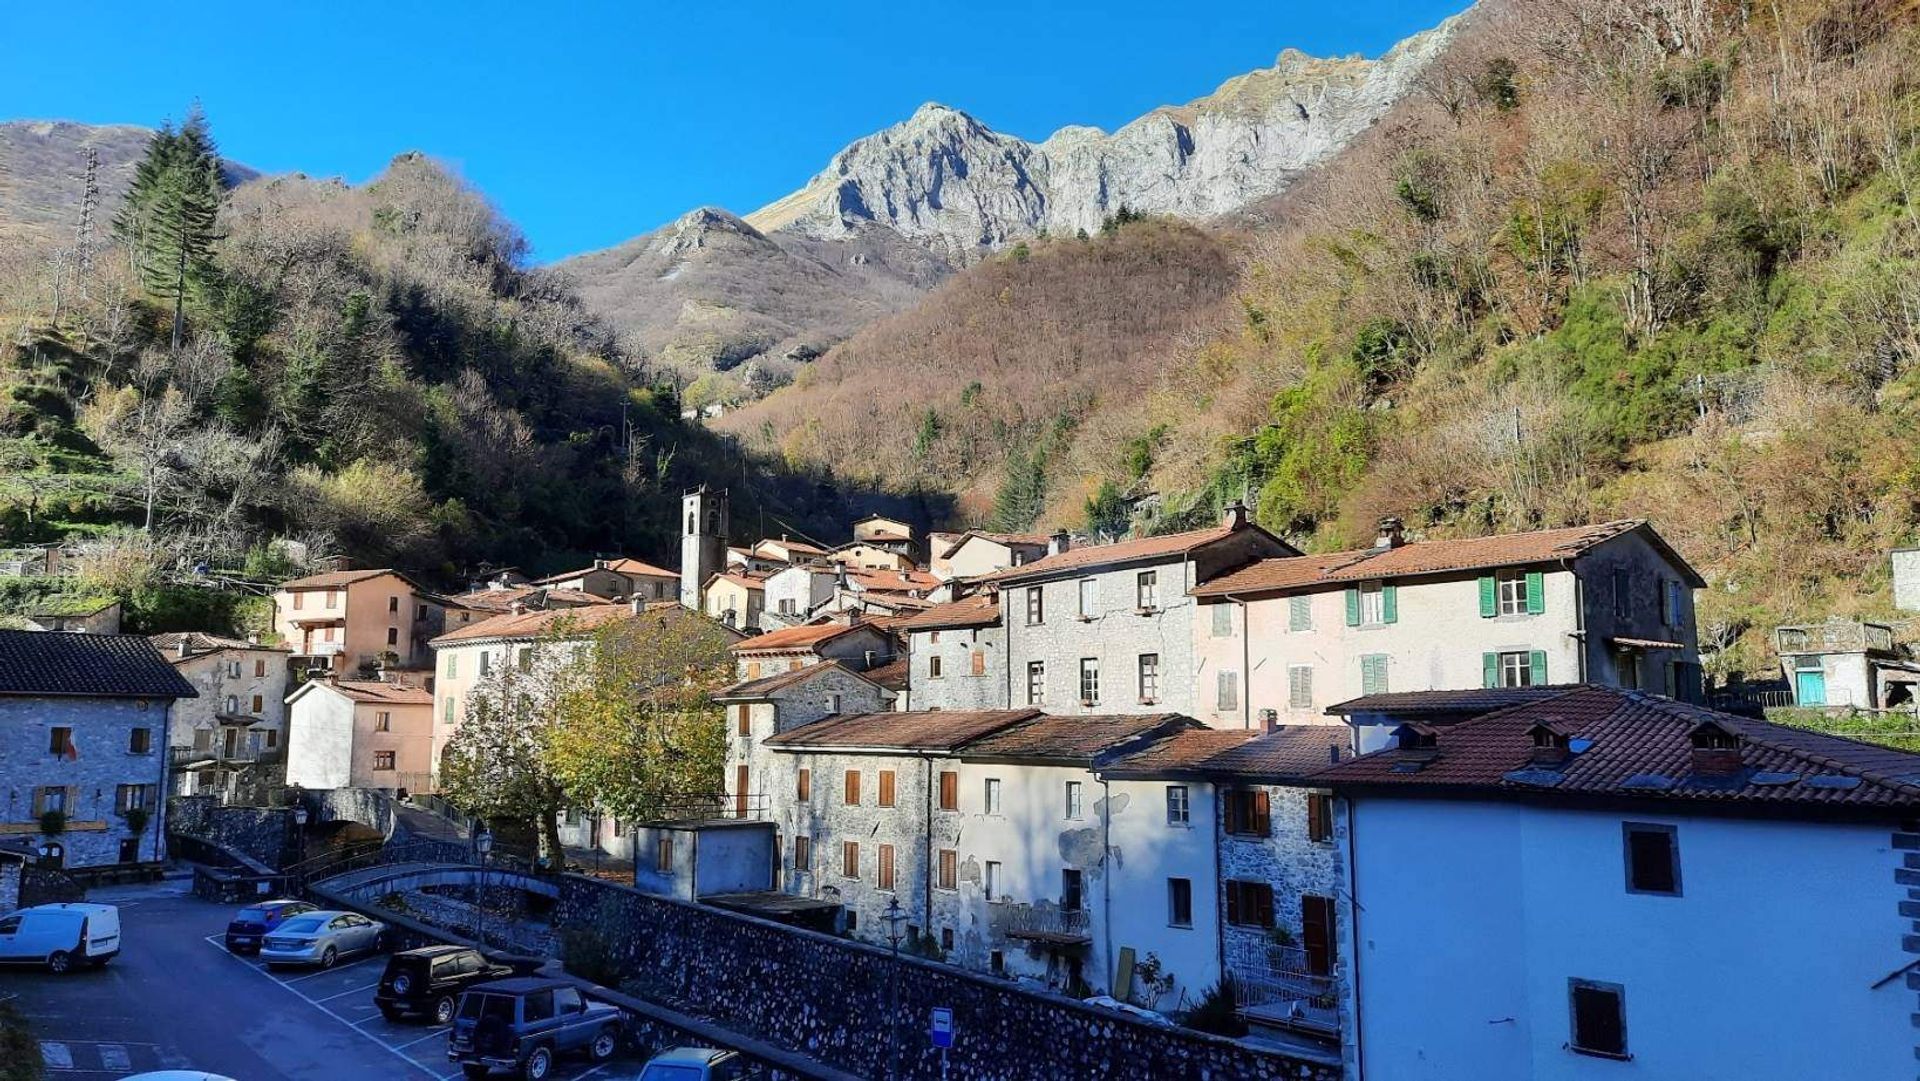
[205,940,439,1080]
[286,955,383,982]
[391,1028,449,1051]
[316,980,385,1002]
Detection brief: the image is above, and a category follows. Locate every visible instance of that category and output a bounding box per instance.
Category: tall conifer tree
[112,106,224,350]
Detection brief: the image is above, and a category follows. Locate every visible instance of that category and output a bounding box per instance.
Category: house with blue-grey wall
[0,630,196,869]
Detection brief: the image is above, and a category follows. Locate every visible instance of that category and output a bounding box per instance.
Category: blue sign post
[930,1006,954,1049]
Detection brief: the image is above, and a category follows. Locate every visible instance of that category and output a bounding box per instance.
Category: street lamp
[291,805,309,869]
[883,896,908,1080]
[475,828,494,948]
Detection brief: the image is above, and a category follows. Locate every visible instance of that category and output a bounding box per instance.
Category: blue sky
[3,1,1467,261]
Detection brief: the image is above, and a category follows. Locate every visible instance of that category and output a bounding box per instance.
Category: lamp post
[475,828,494,948]
[883,896,908,1080]
[291,805,309,870]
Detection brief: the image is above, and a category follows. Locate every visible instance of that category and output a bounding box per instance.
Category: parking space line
[285,956,382,982]
[316,980,384,1002]
[204,940,439,1080]
[391,1028,449,1051]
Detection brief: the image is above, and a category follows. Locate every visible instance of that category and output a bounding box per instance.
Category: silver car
[259,910,386,968]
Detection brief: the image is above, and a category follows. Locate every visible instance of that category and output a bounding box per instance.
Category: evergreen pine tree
[113,106,225,351]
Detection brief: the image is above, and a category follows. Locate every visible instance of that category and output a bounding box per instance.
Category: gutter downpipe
[1568,559,1588,683]
[1100,774,1113,994]
[1345,792,1364,1080]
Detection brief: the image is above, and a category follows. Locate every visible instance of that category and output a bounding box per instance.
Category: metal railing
[1230,946,1339,1036]
[1002,905,1092,940]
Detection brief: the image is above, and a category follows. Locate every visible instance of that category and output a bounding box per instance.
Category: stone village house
[151,631,291,800]
[283,678,434,792]
[0,631,194,868]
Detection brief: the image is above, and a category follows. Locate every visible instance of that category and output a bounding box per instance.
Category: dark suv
[448,977,622,1080]
[224,899,315,955]
[375,945,515,1024]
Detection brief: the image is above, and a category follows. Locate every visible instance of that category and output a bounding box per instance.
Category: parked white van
[0,903,121,972]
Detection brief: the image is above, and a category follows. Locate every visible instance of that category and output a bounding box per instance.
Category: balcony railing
[171,745,279,767]
[1000,904,1092,945]
[1776,621,1897,655]
[1230,946,1339,1037]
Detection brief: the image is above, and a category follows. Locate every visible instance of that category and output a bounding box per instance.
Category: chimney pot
[1048,530,1071,557]
[631,597,644,615]
[509,600,528,616]
[1259,707,1279,733]
[1223,501,1250,530]
[1375,517,1405,549]
[594,558,609,570]
[176,637,193,659]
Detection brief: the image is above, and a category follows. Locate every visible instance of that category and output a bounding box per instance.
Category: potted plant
[39,809,67,836]
[123,806,150,836]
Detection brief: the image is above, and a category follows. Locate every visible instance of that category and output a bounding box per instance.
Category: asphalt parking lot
[0,879,634,1080]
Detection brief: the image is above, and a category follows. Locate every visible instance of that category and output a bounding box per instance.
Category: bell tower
[681,486,729,610]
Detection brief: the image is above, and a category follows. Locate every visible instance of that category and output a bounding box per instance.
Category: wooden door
[735,764,750,818]
[1301,894,1335,976]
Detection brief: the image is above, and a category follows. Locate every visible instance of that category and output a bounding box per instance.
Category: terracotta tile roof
[848,569,940,593]
[1195,520,1701,596]
[755,538,829,558]
[896,594,1001,632]
[322,680,434,706]
[445,586,612,613]
[1099,728,1262,777]
[604,558,677,578]
[0,630,198,698]
[715,660,880,701]
[765,709,1041,752]
[707,572,769,592]
[278,568,407,590]
[152,631,288,657]
[730,620,872,654]
[972,524,1248,585]
[959,713,1193,764]
[863,656,909,692]
[431,602,648,645]
[1324,686,1583,719]
[1200,725,1352,781]
[1316,686,1920,811]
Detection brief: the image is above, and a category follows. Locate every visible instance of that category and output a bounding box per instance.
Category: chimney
[1258,707,1279,733]
[864,649,879,670]
[1048,530,1071,557]
[509,600,528,616]
[247,633,260,646]
[175,636,193,659]
[1528,722,1574,767]
[630,596,645,615]
[1689,722,1744,777]
[594,558,609,570]
[1223,500,1250,530]
[1374,517,1406,549]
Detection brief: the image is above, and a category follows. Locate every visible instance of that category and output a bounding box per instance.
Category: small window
[225,695,239,714]
[374,711,392,732]
[255,658,268,677]
[1079,658,1100,705]
[227,660,242,678]
[1138,654,1160,702]
[1307,792,1334,843]
[386,627,398,646]
[1360,654,1390,696]
[878,770,897,808]
[1224,880,1275,927]
[1216,669,1238,711]
[983,859,1000,899]
[794,835,811,870]
[827,693,842,714]
[1136,570,1158,610]
[1359,580,1385,625]
[984,777,1002,815]
[1061,868,1084,912]
[1569,980,1629,1059]
[1612,569,1632,619]
[1065,780,1083,820]
[1078,578,1097,619]
[735,704,751,736]
[969,649,986,677]
[1210,603,1233,637]
[1288,594,1312,632]
[1497,569,1529,616]
[655,837,673,874]
[128,728,151,755]
[373,751,396,771]
[1288,665,1313,710]
[878,844,897,891]
[844,770,861,806]
[388,596,399,613]
[1624,823,1680,896]
[928,655,944,679]
[1501,651,1539,688]
[938,771,958,810]
[797,768,811,801]
[1224,788,1270,836]
[1026,661,1046,706]
[1026,587,1045,626]
[938,849,958,891]
[1663,580,1685,628]
[842,841,860,880]
[445,653,458,678]
[1165,785,1190,826]
[1167,878,1193,927]
[990,950,1005,974]
[940,927,955,952]
[250,694,264,713]
[49,727,72,756]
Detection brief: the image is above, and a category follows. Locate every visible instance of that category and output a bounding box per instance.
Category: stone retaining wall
[168,795,297,868]
[557,874,1341,1081]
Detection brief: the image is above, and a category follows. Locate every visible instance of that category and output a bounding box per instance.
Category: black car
[375,945,516,1024]
[448,977,622,1080]
[224,899,316,955]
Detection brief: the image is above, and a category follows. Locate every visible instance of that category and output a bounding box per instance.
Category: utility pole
[883,897,908,1080]
[76,148,99,286]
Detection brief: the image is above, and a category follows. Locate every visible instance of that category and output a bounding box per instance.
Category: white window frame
[1026,587,1045,626]
[984,778,1003,815]
[1497,569,1529,616]
[1139,654,1160,702]
[1499,650,1536,688]
[1065,781,1083,820]
[1165,785,1190,826]
[1359,580,1385,625]
[1079,658,1100,705]
[1137,569,1159,610]
[1078,578,1097,619]
[984,860,1001,901]
[1027,661,1046,706]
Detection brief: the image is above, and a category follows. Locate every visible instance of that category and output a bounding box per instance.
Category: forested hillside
[0,112,884,629]
[737,0,1920,679]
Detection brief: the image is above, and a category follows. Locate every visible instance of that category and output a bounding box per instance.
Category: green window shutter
[1530,650,1548,685]
[1483,652,1499,688]
[1478,576,1497,618]
[1525,571,1545,615]
[1382,583,1398,624]
[1344,588,1361,627]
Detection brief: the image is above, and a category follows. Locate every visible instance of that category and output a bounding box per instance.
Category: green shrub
[1183,978,1246,1037]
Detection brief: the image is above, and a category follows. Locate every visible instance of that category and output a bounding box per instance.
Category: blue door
[1795,669,1827,706]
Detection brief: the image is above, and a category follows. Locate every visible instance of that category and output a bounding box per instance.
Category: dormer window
[1688,720,1743,776]
[1528,720,1576,766]
[1393,723,1439,752]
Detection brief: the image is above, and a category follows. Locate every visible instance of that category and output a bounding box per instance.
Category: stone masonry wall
[1219,784,1340,979]
[0,696,170,867]
[0,859,20,914]
[557,874,1339,1081]
[168,795,296,869]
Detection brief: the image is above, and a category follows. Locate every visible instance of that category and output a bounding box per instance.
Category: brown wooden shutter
[1302,895,1334,975]
[797,768,811,801]
[843,841,859,879]
[1252,790,1271,836]
[845,770,861,805]
[1307,793,1330,842]
[878,770,896,807]
[939,849,957,890]
[1224,792,1240,834]
[939,771,958,810]
[1225,881,1242,925]
[971,649,986,676]
[736,704,751,735]
[1257,884,1276,929]
[878,844,895,891]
